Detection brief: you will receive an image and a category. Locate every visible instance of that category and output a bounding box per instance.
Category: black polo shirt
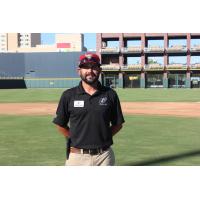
[53,81,125,149]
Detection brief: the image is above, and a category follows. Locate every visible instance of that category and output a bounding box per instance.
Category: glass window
[168,73,186,88]
[146,73,163,88]
[124,73,141,88]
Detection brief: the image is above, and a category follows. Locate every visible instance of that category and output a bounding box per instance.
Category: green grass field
[0,88,200,102]
[1,88,200,166]
[0,115,200,166]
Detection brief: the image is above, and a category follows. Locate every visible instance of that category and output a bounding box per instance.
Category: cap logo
[85,54,92,59]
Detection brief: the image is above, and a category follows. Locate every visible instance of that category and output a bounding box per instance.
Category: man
[53,53,125,166]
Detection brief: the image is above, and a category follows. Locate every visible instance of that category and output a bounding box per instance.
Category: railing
[190,63,200,69]
[121,46,142,53]
[121,64,142,70]
[145,63,164,70]
[101,64,120,70]
[166,63,187,69]
[166,45,187,52]
[144,46,164,53]
[100,47,120,53]
[190,45,200,52]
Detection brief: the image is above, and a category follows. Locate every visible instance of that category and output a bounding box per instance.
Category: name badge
[74,100,84,107]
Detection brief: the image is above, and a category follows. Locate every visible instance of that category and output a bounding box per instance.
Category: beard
[80,71,100,85]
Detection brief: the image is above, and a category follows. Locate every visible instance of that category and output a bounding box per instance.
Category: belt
[70,146,109,155]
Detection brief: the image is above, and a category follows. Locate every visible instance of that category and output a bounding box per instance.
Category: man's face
[78,64,101,85]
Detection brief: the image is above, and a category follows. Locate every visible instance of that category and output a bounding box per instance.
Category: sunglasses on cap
[79,54,101,67]
[79,63,101,70]
[79,57,100,65]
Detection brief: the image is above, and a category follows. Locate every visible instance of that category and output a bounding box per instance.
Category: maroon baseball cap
[79,53,101,68]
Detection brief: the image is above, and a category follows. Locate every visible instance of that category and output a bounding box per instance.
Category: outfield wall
[0,53,25,77]
[0,52,87,88]
[24,52,81,78]
[24,78,81,88]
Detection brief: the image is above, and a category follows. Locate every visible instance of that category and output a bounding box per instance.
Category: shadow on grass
[123,149,200,166]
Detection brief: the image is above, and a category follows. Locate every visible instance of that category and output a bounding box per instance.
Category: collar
[76,81,104,95]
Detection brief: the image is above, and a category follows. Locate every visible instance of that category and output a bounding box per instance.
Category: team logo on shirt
[99,97,107,106]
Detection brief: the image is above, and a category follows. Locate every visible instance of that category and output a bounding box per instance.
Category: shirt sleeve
[110,91,125,126]
[52,92,70,128]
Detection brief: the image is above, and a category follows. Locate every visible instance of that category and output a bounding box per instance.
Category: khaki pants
[65,147,115,166]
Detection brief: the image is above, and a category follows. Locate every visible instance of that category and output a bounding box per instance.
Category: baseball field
[0,88,200,166]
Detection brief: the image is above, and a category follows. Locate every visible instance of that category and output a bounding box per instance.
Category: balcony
[166,63,187,70]
[166,45,187,53]
[121,46,142,53]
[190,45,200,52]
[145,63,164,70]
[101,64,120,71]
[100,47,120,54]
[144,46,164,53]
[190,63,200,69]
[121,64,142,71]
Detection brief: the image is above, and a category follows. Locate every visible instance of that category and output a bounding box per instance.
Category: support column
[164,33,168,67]
[187,33,191,68]
[119,33,124,66]
[185,71,191,88]
[118,72,124,88]
[163,71,168,88]
[96,33,102,60]
[141,33,145,67]
[140,71,146,88]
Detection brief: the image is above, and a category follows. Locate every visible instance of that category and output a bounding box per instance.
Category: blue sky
[41,33,96,50]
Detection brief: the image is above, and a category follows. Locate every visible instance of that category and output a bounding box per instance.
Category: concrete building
[17,44,56,52]
[0,33,8,52]
[55,33,84,52]
[0,33,85,52]
[7,33,18,52]
[97,33,200,88]
[0,33,41,52]
[18,33,41,48]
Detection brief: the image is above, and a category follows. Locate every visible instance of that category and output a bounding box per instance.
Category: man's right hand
[56,125,70,138]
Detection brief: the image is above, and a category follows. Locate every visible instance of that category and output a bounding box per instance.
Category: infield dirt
[0,102,200,117]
